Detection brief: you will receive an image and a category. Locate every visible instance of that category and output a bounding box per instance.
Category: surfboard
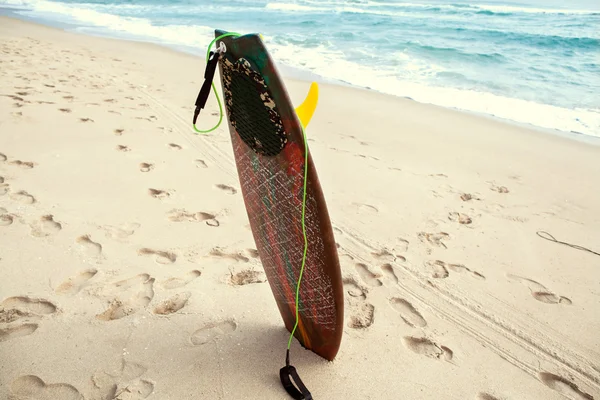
[213,29,344,361]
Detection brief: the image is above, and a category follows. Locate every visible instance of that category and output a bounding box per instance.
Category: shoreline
[1,8,599,146]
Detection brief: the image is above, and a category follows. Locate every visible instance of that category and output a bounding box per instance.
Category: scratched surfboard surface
[214,30,344,361]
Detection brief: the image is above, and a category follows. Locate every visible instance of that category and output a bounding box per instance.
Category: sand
[1,15,599,400]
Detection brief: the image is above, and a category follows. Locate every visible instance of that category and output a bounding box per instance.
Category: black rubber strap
[280,350,312,399]
[193,50,221,124]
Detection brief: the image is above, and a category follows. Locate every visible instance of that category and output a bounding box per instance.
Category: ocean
[1,0,599,138]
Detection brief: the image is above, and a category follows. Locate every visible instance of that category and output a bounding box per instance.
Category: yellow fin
[295,82,319,128]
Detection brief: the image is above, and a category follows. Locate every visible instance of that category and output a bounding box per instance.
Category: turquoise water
[2,0,599,137]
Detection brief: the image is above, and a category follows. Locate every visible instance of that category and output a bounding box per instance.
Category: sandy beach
[1,15,599,400]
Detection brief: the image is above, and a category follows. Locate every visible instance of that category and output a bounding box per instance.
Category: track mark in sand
[139,163,154,172]
[1,183,9,196]
[102,222,140,240]
[195,159,208,168]
[104,98,117,103]
[9,160,34,169]
[402,336,453,361]
[114,128,124,135]
[381,264,399,284]
[9,375,83,400]
[79,117,94,123]
[76,235,102,257]
[538,372,593,400]
[160,270,201,290]
[209,247,250,263]
[59,108,71,113]
[424,260,449,279]
[215,184,237,195]
[355,263,383,287]
[96,276,155,321]
[10,190,36,204]
[228,269,266,285]
[389,298,427,327]
[507,274,571,305]
[0,323,38,342]
[1,214,14,226]
[153,292,191,315]
[168,143,182,150]
[148,188,171,199]
[116,145,131,152]
[343,278,375,329]
[490,184,509,193]
[138,248,177,264]
[55,269,98,295]
[418,232,450,249]
[448,212,472,225]
[30,215,62,237]
[167,208,219,227]
[0,153,7,161]
[191,320,238,345]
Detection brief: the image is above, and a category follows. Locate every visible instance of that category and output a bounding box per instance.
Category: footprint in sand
[418,232,450,249]
[538,372,593,400]
[0,323,39,342]
[402,336,453,361]
[215,184,237,195]
[92,360,154,400]
[96,274,155,321]
[381,264,399,284]
[507,274,571,305]
[79,117,94,123]
[167,209,219,227]
[448,212,472,225]
[343,278,375,329]
[55,269,98,295]
[490,184,509,193]
[160,270,201,290]
[0,296,57,323]
[460,193,481,202]
[138,248,177,264]
[425,260,485,280]
[190,320,238,345]
[116,145,131,152]
[9,375,83,400]
[168,143,182,150]
[389,298,427,327]
[353,202,379,214]
[8,160,35,169]
[153,292,191,315]
[1,208,14,226]
[59,108,72,113]
[477,393,503,400]
[102,222,140,240]
[227,269,267,286]
[209,247,251,263]
[148,188,171,199]
[10,190,36,204]
[114,128,124,135]
[29,215,62,237]
[0,153,7,162]
[195,159,208,168]
[372,248,405,264]
[76,235,102,257]
[139,163,154,172]
[355,263,383,287]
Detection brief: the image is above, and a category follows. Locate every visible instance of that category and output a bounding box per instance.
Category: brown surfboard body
[214,30,344,361]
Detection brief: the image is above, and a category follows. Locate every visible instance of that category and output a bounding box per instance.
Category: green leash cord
[194,31,311,372]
